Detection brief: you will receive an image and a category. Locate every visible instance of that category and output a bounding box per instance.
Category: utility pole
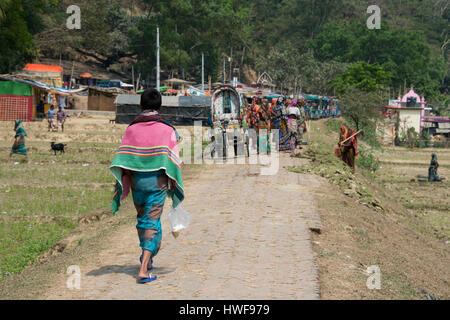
[69,61,74,90]
[132,65,135,92]
[156,26,160,91]
[202,53,205,91]
[229,47,233,83]
[223,58,226,84]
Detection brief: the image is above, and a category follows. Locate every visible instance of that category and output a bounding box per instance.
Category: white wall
[399,109,421,134]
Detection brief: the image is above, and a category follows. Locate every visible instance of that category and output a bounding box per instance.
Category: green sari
[11,120,27,155]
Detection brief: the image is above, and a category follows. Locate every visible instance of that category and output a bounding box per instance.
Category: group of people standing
[244,96,307,154]
[36,92,69,132]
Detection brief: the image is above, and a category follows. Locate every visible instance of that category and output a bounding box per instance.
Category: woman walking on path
[287,99,301,153]
[10,120,28,161]
[110,89,184,284]
[271,97,290,152]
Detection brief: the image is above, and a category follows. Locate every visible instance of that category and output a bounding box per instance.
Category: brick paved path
[45,154,322,299]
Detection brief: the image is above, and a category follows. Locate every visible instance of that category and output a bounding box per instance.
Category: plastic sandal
[138,273,157,284]
[139,255,154,271]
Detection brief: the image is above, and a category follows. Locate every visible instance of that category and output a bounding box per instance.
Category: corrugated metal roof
[0,75,87,94]
[115,94,211,107]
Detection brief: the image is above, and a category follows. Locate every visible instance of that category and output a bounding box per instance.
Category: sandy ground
[42,154,323,300]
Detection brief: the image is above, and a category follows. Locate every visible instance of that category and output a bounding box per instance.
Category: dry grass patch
[295,119,449,300]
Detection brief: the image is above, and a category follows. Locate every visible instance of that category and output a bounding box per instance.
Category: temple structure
[396,88,427,134]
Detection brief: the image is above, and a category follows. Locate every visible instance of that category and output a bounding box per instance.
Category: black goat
[51,142,67,155]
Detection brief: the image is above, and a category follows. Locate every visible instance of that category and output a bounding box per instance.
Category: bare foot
[138,272,150,279]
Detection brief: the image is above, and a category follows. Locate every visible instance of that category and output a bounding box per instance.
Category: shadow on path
[86,265,176,278]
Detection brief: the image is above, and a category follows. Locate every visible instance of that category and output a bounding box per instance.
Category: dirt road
[44,153,323,300]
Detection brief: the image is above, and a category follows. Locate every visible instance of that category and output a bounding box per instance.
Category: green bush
[356,147,380,173]
[397,128,434,148]
[325,118,347,133]
[420,131,431,148]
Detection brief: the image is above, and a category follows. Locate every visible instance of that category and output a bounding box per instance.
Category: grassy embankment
[289,118,449,299]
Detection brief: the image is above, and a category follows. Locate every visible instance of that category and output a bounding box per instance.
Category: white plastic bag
[168,205,192,238]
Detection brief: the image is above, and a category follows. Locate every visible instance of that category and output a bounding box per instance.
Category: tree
[0,1,35,73]
[332,62,392,94]
[13,0,448,95]
[0,0,12,21]
[339,87,384,147]
[312,20,447,100]
[0,0,58,73]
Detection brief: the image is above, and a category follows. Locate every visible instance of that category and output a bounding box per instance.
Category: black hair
[140,88,162,111]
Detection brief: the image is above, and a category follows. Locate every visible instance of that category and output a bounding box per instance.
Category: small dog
[51,142,67,155]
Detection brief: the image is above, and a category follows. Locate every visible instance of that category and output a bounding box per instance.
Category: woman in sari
[335,126,348,159]
[248,97,260,130]
[287,99,301,153]
[258,99,271,154]
[246,97,261,154]
[296,100,306,140]
[271,97,290,151]
[110,89,184,284]
[428,153,442,182]
[10,120,28,161]
[341,128,358,173]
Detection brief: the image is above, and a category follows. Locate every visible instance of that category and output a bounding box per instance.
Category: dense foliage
[1,0,448,109]
[0,0,57,73]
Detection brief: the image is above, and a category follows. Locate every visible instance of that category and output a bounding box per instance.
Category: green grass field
[0,140,118,280]
[0,117,207,282]
[0,116,126,281]
[375,147,450,241]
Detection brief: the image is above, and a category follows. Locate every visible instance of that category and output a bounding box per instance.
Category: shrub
[356,146,380,173]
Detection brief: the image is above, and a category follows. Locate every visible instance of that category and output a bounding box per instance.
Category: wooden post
[136,73,141,92]
[208,76,212,96]
[339,130,363,146]
[230,47,233,83]
[307,120,311,142]
[202,53,205,91]
[69,61,75,90]
[156,26,160,91]
[132,65,135,92]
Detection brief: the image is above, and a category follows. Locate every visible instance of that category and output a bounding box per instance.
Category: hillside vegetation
[0,0,448,107]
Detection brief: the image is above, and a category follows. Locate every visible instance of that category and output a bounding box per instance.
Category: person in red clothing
[341,128,359,173]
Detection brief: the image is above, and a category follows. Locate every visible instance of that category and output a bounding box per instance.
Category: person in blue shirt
[47,105,57,132]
